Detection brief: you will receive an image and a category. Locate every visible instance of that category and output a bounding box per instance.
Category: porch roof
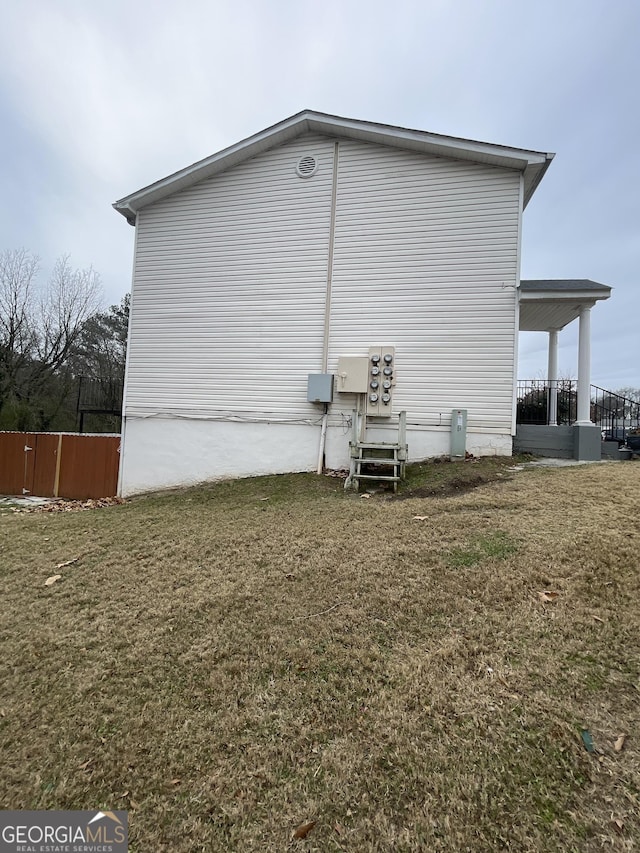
[518,279,611,332]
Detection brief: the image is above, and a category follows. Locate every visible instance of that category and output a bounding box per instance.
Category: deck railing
[516,379,577,425]
[591,385,640,441]
[517,381,640,437]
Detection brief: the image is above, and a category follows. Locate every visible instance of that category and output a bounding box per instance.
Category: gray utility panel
[307,373,334,403]
[450,409,468,461]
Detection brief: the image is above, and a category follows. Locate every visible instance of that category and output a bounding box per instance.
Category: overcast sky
[0,0,637,390]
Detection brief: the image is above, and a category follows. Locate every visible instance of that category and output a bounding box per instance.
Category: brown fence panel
[31,434,60,497]
[0,433,35,496]
[0,432,120,499]
[57,434,120,500]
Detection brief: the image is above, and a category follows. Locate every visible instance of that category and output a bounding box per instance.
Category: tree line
[0,248,128,433]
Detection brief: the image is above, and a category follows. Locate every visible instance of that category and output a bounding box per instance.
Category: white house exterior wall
[124,133,335,417]
[120,135,521,495]
[325,140,520,448]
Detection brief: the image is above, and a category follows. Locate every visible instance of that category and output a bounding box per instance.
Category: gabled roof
[114,110,555,224]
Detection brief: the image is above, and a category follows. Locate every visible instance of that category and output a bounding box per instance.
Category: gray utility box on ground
[450,409,468,461]
[307,374,334,403]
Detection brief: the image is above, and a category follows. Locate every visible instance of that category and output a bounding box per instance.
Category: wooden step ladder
[346,410,407,493]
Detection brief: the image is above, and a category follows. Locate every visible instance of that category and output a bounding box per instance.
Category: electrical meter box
[307,373,334,403]
[366,346,395,416]
[336,356,369,393]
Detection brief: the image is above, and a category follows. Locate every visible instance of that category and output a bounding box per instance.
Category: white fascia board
[307,112,551,166]
[519,291,609,303]
[113,112,312,220]
[113,109,555,221]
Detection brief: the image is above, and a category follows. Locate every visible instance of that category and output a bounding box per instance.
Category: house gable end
[114,110,553,222]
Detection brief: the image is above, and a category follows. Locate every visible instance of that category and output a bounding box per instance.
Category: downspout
[316,403,329,474]
[316,140,340,474]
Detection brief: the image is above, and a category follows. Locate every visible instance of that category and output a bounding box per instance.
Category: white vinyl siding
[125,134,334,416]
[328,140,521,432]
[125,134,520,436]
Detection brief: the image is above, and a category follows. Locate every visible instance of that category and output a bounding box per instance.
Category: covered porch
[515,279,611,460]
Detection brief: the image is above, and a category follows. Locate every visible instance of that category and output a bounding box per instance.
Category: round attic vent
[295,154,318,178]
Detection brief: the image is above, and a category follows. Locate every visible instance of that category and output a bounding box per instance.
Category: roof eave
[522,155,555,209]
[520,290,611,303]
[520,279,612,300]
[113,109,555,219]
[113,110,314,221]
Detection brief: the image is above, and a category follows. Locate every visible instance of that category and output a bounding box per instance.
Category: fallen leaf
[360,494,371,499]
[593,615,605,623]
[413,515,428,521]
[55,557,78,569]
[78,760,93,770]
[614,734,626,753]
[258,497,270,502]
[170,778,181,785]
[612,818,624,834]
[292,820,316,840]
[44,574,62,586]
[334,822,344,836]
[538,590,560,603]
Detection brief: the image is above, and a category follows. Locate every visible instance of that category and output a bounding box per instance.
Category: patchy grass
[446,530,519,568]
[1,458,639,852]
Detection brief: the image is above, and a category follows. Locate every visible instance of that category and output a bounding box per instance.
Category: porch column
[547,330,559,425]
[576,306,592,425]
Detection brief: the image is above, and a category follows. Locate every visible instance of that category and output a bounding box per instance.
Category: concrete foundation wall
[514,424,602,461]
[602,440,623,459]
[119,417,513,496]
[513,425,574,458]
[573,425,601,461]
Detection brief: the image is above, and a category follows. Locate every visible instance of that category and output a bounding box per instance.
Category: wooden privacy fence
[0,432,120,500]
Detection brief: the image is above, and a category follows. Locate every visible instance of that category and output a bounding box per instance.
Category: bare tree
[0,249,39,406]
[613,387,640,424]
[35,254,102,376]
[615,387,640,404]
[0,249,103,427]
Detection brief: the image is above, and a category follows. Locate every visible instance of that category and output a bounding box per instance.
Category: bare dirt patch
[396,455,528,499]
[1,459,639,851]
[399,470,500,498]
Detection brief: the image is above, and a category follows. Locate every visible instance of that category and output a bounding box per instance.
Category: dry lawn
[1,458,639,852]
